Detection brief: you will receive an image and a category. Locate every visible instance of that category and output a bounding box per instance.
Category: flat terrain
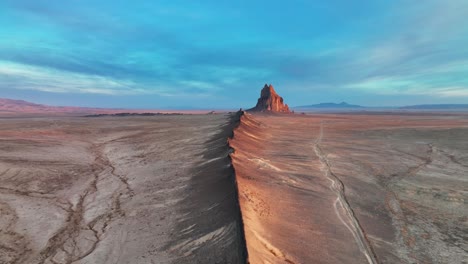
[0,98,214,117]
[1,112,467,264]
[0,114,245,264]
[231,112,468,264]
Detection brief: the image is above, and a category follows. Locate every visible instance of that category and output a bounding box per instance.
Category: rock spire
[249,84,291,113]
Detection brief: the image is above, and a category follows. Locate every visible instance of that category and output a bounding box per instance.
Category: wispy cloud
[432,87,468,97]
[345,77,468,98]
[0,60,161,95]
[0,0,467,107]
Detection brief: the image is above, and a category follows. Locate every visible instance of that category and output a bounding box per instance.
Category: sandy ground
[0,114,245,264]
[1,112,467,264]
[230,112,468,264]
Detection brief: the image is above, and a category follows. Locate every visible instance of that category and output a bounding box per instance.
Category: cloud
[0,60,245,99]
[345,77,468,98]
[432,87,468,97]
[0,0,467,106]
[0,60,160,95]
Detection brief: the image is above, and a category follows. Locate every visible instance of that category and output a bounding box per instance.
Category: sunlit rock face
[230,112,468,264]
[249,84,291,113]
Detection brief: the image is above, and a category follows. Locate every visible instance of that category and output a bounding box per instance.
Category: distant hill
[294,102,365,109]
[0,98,47,111]
[399,104,468,110]
[294,102,468,111]
[0,98,114,116]
[0,98,216,117]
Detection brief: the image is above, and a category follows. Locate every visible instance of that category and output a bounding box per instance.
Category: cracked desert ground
[1,112,468,264]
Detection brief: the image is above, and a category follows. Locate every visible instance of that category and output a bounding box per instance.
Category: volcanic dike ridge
[226,84,293,264]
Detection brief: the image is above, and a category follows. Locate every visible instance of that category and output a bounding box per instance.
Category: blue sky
[1,0,467,109]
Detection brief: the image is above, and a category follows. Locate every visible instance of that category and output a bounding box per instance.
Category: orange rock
[249,84,291,113]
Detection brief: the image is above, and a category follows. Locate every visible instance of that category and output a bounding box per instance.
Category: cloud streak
[0,0,467,107]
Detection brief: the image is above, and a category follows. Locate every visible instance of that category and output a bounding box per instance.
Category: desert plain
[1,111,467,264]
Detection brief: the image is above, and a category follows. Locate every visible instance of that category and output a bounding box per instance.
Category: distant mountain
[399,104,468,110]
[0,98,114,116]
[0,98,215,117]
[0,98,46,111]
[294,102,365,109]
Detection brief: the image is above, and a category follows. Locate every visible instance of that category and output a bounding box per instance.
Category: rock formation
[249,84,291,113]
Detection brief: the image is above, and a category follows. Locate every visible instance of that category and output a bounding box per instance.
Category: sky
[1,0,468,109]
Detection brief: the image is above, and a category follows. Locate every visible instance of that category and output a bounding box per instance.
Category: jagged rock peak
[249,84,291,113]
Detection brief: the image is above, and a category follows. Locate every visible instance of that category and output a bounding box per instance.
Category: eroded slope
[2,111,467,264]
[0,114,246,264]
[230,112,468,264]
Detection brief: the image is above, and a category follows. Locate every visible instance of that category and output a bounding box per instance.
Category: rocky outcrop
[249,84,291,113]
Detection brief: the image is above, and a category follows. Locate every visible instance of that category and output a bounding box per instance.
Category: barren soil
[230,112,468,264]
[0,114,245,264]
[1,112,467,264]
